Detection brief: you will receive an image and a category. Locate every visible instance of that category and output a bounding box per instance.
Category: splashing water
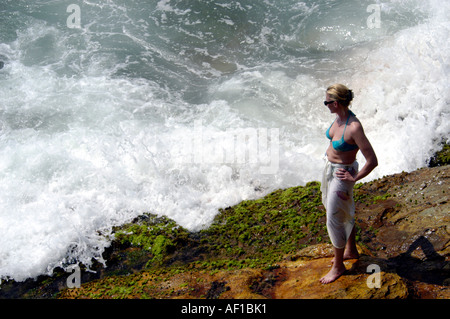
[0,0,448,281]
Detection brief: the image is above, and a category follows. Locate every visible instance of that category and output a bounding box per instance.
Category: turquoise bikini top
[326,111,359,152]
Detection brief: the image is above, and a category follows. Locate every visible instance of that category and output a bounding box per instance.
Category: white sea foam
[0,0,448,282]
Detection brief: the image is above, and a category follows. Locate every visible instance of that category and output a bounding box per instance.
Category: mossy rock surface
[112,181,328,271]
[428,142,450,167]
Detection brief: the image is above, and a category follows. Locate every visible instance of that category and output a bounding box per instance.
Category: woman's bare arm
[336,122,378,182]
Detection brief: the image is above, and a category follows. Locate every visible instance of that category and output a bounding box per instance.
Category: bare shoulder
[349,115,374,150]
[349,115,364,134]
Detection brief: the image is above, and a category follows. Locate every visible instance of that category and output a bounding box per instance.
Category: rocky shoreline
[1,146,449,299]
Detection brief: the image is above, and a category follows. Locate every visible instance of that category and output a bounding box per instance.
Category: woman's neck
[335,108,349,125]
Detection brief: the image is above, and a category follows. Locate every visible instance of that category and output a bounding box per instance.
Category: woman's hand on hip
[336,168,356,182]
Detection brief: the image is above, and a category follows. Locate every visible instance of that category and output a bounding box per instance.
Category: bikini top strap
[342,111,353,135]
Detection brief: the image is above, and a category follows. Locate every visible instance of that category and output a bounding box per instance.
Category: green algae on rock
[111,181,328,272]
[199,181,327,260]
[428,142,450,167]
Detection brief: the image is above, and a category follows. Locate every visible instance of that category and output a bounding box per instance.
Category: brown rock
[354,165,450,298]
[272,256,409,299]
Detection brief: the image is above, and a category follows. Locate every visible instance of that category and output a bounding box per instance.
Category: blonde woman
[320,84,378,284]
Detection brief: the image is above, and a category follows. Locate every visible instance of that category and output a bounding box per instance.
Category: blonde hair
[327,84,353,108]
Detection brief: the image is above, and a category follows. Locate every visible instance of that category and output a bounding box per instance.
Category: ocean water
[0,0,448,282]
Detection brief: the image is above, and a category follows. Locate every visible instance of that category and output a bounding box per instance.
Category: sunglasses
[324,100,335,105]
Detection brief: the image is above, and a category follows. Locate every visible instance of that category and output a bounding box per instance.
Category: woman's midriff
[326,144,358,165]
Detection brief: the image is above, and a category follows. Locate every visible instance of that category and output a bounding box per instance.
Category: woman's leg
[343,225,359,260]
[331,225,359,263]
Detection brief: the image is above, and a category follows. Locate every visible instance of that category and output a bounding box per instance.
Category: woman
[320,84,378,284]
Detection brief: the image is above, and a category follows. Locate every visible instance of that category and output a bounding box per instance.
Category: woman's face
[325,93,338,113]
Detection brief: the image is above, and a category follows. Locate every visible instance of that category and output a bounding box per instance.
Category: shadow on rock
[386,236,449,286]
[346,235,449,298]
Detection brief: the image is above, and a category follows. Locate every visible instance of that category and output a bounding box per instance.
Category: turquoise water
[0,0,448,281]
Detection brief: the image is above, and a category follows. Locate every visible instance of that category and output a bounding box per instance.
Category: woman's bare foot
[320,264,346,284]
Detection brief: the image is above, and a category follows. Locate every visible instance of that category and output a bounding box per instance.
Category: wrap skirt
[321,157,359,249]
